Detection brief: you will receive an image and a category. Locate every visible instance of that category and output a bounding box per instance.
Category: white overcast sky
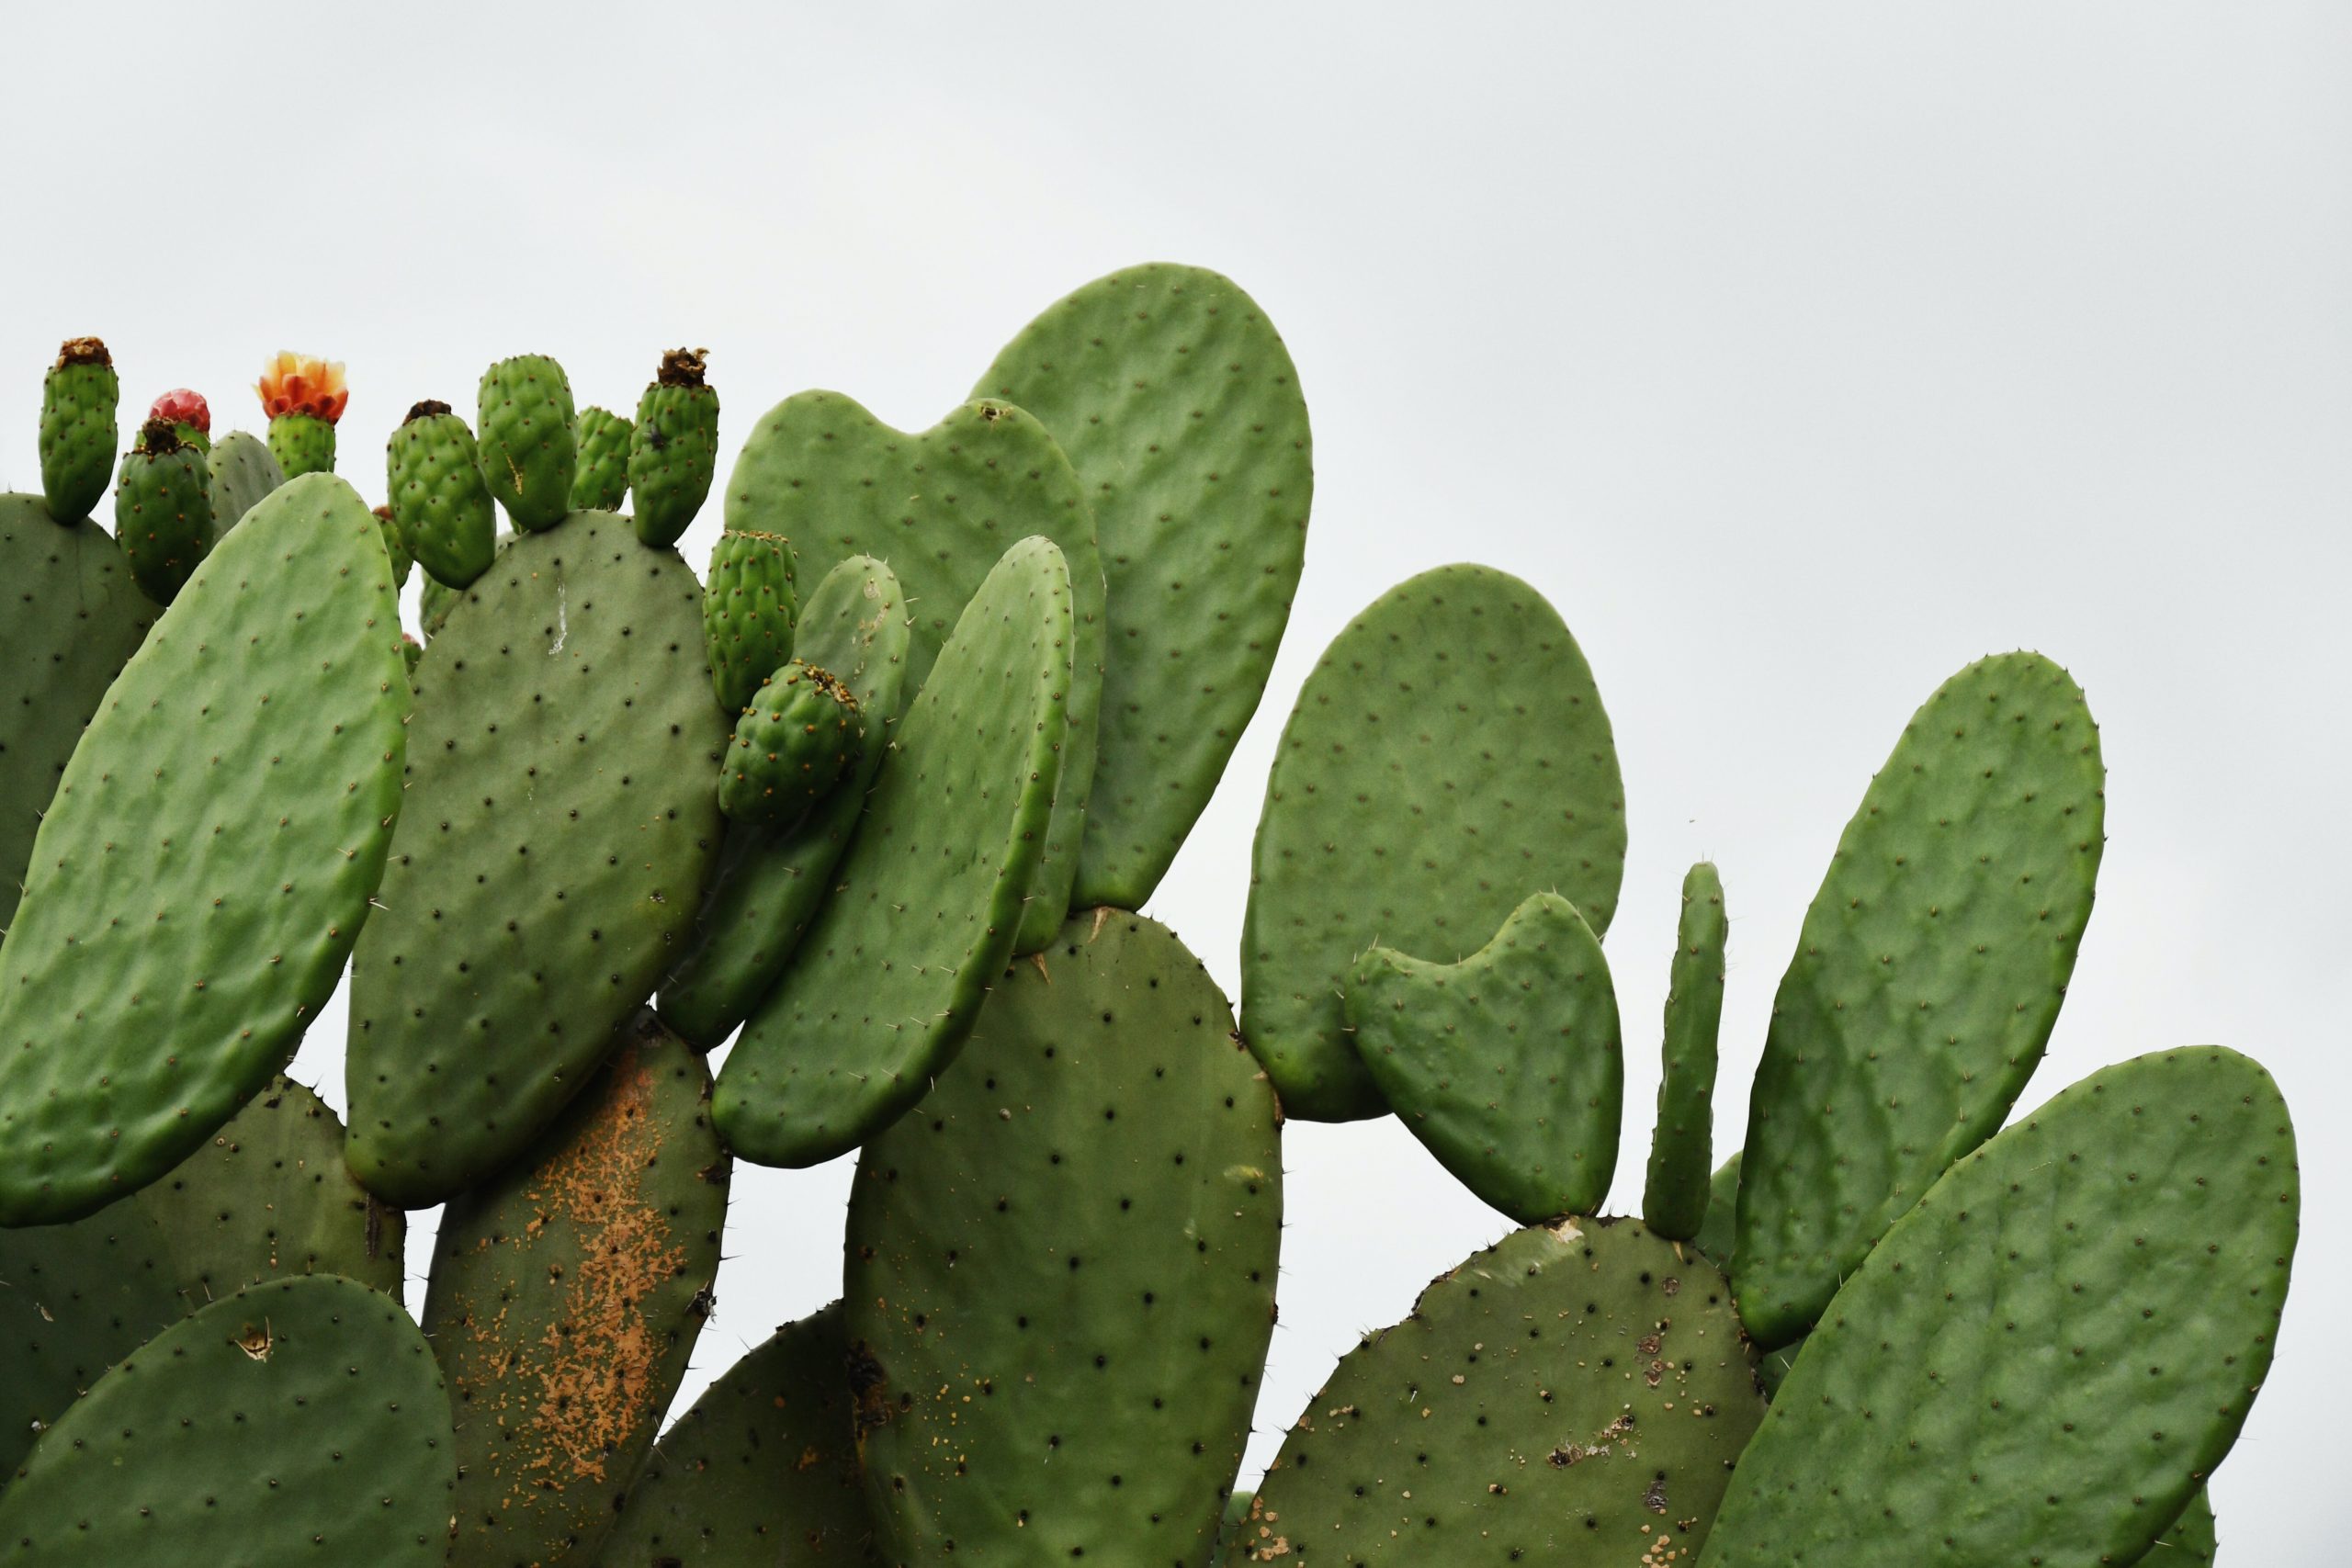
[4,5,2345,1559]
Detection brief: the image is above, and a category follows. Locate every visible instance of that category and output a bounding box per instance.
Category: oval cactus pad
[715,536,1076,1168]
[976,262,1312,912]
[0,474,407,1225]
[1242,563,1625,1121]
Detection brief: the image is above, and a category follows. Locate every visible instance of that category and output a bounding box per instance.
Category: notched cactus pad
[1236,1219,1763,1565]
[1734,652,2105,1348]
[0,474,407,1225]
[847,912,1281,1567]
[1706,1047,2295,1568]
[1346,890,1623,1224]
[0,1275,456,1568]
[1243,563,1626,1121]
[977,262,1312,911]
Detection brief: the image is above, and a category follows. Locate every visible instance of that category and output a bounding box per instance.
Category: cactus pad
[113,420,214,604]
[571,404,633,511]
[1243,564,1626,1121]
[205,429,284,538]
[0,474,407,1225]
[1236,1218,1764,1565]
[976,263,1312,911]
[846,912,1282,1567]
[424,1010,728,1567]
[723,392,1103,953]
[1643,862,1727,1242]
[0,1275,455,1566]
[1733,652,2106,1348]
[477,354,577,531]
[2154,1491,2218,1564]
[718,659,863,826]
[715,536,1075,1167]
[1346,890,1623,1224]
[630,347,720,547]
[387,400,498,590]
[702,526,797,714]
[37,336,118,522]
[345,513,725,1207]
[1703,1046,2297,1568]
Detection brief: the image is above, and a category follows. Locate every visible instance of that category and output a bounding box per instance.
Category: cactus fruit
[369,502,413,588]
[715,536,1077,1168]
[345,513,725,1207]
[1235,1219,1765,1566]
[846,912,1283,1568]
[144,387,211,453]
[423,1010,728,1567]
[387,399,499,589]
[723,392,1106,954]
[571,403,633,511]
[254,349,347,477]
[1346,890,1623,1224]
[718,659,863,826]
[1243,564,1626,1121]
[1703,1047,2297,1568]
[37,335,118,522]
[601,1303,869,1567]
[113,417,214,604]
[701,525,797,713]
[978,263,1313,913]
[0,1276,456,1566]
[662,554,910,1047]
[0,475,408,1225]
[1733,652,2106,1349]
[630,346,720,547]
[476,352,577,530]
[205,428,284,538]
[1643,862,1727,1242]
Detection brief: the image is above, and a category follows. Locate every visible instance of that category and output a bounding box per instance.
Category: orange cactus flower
[254,351,349,424]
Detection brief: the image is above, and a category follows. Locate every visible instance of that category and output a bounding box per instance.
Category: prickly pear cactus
[424,1010,728,1568]
[571,403,633,511]
[1236,1219,1765,1566]
[1643,862,1726,1242]
[255,351,347,477]
[205,428,283,537]
[1704,1047,2296,1567]
[477,353,577,530]
[715,536,1075,1167]
[0,474,408,1225]
[718,659,862,825]
[113,418,213,604]
[702,525,797,714]
[1733,652,2105,1348]
[143,387,210,453]
[0,1275,456,1567]
[630,346,720,547]
[1346,890,1623,1224]
[37,335,118,521]
[1243,564,1626,1121]
[370,502,413,587]
[387,399,498,589]
[2154,1491,2219,1565]
[846,913,1282,1568]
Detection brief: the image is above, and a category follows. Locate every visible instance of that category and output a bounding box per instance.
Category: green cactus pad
[723,391,1103,954]
[718,660,863,826]
[388,400,499,590]
[477,354,577,531]
[1643,862,1727,1241]
[113,421,214,604]
[0,1275,455,1566]
[846,912,1282,1568]
[1703,1047,2297,1568]
[1235,1218,1764,1566]
[418,526,514,640]
[1690,1151,1742,1273]
[204,429,284,538]
[977,262,1312,911]
[630,347,720,547]
[345,513,725,1207]
[571,404,633,511]
[0,474,407,1225]
[2154,1490,2217,1564]
[1242,564,1626,1121]
[371,503,413,588]
[1733,652,2106,1348]
[714,536,1075,1167]
[1346,890,1623,1224]
[0,495,153,942]
[266,410,336,478]
[0,1075,404,1473]
[661,555,910,1047]
[424,1010,728,1567]
[601,1303,872,1567]
[702,526,797,714]
[37,337,118,522]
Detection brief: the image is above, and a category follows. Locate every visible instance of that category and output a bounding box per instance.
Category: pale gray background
[4,4,2344,1558]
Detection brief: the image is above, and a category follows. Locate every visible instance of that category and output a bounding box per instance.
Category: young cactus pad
[476,353,578,531]
[976,263,1313,912]
[345,513,725,1207]
[701,525,797,714]
[424,1010,728,1568]
[387,400,498,589]
[1733,651,2106,1348]
[1345,890,1624,1224]
[722,392,1104,954]
[571,403,633,511]
[1642,861,1727,1241]
[1234,1219,1765,1566]
[1242,563,1626,1121]
[205,429,284,539]
[714,535,1076,1168]
[629,346,720,547]
[37,335,118,522]
[846,912,1283,1568]
[1702,1047,2297,1568]
[716,659,863,827]
[0,474,408,1225]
